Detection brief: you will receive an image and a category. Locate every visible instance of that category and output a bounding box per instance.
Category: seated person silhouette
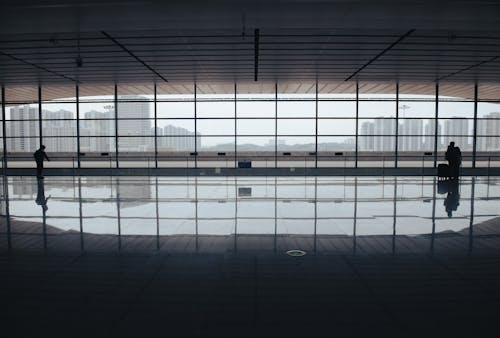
[443,179,460,218]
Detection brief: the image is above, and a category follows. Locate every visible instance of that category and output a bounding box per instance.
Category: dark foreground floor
[1,250,500,338]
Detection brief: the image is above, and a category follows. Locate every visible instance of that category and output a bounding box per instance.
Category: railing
[2,152,500,172]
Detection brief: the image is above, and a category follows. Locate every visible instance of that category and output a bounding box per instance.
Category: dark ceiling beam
[0,50,76,82]
[101,31,168,83]
[436,55,500,82]
[254,28,260,81]
[344,29,415,81]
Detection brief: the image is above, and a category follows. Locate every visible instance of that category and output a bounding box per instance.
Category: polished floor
[1,176,500,253]
[1,176,500,337]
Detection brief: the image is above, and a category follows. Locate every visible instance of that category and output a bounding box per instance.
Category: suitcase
[438,163,449,178]
[238,161,252,168]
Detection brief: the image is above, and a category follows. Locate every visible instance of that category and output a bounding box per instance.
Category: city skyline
[3,98,500,152]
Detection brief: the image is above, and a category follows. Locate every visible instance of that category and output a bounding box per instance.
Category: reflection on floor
[1,176,500,337]
[1,176,500,253]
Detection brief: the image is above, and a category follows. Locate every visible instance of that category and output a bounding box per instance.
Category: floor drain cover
[286,249,306,257]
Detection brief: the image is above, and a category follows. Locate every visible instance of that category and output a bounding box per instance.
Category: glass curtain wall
[358,83,397,168]
[477,84,500,167]
[236,83,276,168]
[41,87,78,170]
[438,84,475,168]
[398,83,438,168]
[0,82,496,169]
[117,84,154,168]
[157,84,196,168]
[79,84,116,168]
[4,86,39,166]
[317,84,356,168]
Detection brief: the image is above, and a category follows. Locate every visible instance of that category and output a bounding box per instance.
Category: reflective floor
[2,176,500,337]
[1,175,500,254]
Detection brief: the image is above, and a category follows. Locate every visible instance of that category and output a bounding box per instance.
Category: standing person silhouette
[445,142,461,180]
[33,145,50,179]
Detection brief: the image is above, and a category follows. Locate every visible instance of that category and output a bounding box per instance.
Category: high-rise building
[444,118,469,150]
[399,119,423,151]
[42,110,76,152]
[117,96,152,151]
[477,112,500,151]
[359,121,374,151]
[80,110,115,152]
[160,125,201,151]
[423,120,442,151]
[7,105,39,151]
[359,118,395,151]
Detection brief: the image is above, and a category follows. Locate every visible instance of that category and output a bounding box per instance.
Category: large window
[5,86,39,170]
[79,85,116,168]
[1,82,499,169]
[477,84,500,167]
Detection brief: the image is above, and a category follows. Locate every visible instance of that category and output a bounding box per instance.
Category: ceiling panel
[0,1,499,99]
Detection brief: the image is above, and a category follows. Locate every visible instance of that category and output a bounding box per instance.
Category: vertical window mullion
[2,86,7,170]
[473,82,478,168]
[355,82,359,168]
[114,83,119,168]
[38,85,42,147]
[234,83,237,168]
[2,86,11,250]
[315,82,318,168]
[76,84,81,169]
[275,83,278,168]
[433,83,439,168]
[395,82,399,168]
[154,82,158,169]
[194,84,197,168]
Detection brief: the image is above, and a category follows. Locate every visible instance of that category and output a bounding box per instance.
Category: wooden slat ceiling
[1,1,500,100]
[5,81,500,103]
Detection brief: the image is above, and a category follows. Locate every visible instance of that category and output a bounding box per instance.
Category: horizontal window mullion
[5,119,40,121]
[39,118,77,121]
[41,101,77,104]
[78,118,115,121]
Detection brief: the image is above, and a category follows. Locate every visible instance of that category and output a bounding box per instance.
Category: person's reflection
[35,177,50,212]
[444,179,460,218]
